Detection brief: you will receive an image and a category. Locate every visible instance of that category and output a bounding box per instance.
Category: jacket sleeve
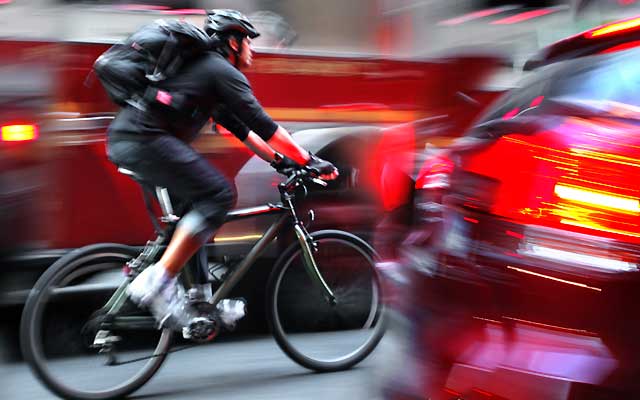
[211,104,251,141]
[214,68,278,141]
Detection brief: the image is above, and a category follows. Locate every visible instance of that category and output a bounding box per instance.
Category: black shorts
[106,133,235,228]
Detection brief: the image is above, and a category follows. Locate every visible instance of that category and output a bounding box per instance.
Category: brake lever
[277,167,296,177]
[310,177,327,187]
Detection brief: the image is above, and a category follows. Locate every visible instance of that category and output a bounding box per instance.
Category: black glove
[305,153,339,179]
[270,153,300,174]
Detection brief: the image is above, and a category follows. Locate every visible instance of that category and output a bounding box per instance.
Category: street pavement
[1,334,388,399]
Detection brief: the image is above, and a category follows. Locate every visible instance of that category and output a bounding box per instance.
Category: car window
[475,47,640,127]
[549,49,640,107]
[475,68,553,124]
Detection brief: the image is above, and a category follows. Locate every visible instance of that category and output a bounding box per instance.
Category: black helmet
[204,9,260,39]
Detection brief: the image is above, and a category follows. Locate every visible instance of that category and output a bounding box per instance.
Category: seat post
[155,187,180,223]
[117,167,180,224]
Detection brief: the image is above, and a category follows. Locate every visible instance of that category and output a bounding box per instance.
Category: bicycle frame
[103,171,336,331]
[210,198,335,305]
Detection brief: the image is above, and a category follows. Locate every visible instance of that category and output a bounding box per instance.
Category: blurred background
[4,0,640,399]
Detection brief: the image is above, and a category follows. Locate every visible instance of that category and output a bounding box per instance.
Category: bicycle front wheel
[20,243,173,400]
[267,230,385,372]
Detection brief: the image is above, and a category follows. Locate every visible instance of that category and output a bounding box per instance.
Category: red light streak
[599,40,640,54]
[491,8,560,25]
[505,230,524,239]
[507,266,602,291]
[502,107,520,119]
[587,16,640,38]
[502,316,598,336]
[438,6,520,26]
[530,96,544,107]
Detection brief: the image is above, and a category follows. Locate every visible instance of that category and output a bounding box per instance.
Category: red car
[379,15,640,400]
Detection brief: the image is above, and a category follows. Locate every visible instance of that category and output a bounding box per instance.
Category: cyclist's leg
[112,134,235,265]
[108,134,234,326]
[166,197,212,300]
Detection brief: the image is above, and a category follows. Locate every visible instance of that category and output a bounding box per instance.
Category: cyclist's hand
[306,153,339,180]
[270,153,300,175]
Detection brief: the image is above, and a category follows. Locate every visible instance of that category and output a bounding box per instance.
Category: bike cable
[109,343,199,366]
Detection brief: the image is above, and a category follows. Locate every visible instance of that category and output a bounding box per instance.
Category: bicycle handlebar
[278,165,328,195]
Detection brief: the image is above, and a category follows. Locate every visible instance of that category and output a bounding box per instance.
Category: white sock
[152,262,170,277]
[147,263,176,294]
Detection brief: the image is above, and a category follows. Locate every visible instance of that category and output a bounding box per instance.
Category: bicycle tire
[266,230,385,372]
[20,243,173,400]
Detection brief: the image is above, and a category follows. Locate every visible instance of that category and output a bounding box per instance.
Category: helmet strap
[234,41,242,68]
[231,35,245,69]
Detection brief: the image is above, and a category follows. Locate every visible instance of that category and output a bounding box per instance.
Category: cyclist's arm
[213,105,306,164]
[242,127,312,166]
[246,123,339,180]
[214,71,310,165]
[266,125,310,165]
[242,131,278,162]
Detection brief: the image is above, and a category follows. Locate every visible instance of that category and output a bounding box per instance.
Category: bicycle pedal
[92,330,122,347]
[183,316,218,343]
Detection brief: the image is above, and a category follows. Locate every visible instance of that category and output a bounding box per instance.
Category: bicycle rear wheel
[267,230,385,372]
[20,243,173,400]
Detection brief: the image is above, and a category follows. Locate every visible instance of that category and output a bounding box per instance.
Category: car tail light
[1,124,39,142]
[414,152,454,190]
[554,184,640,214]
[413,152,457,226]
[457,121,640,243]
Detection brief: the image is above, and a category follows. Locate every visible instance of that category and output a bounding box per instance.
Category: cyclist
[106,9,338,331]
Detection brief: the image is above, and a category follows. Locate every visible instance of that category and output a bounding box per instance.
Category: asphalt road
[1,334,388,399]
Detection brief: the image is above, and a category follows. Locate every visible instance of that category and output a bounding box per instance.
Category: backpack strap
[146,27,181,82]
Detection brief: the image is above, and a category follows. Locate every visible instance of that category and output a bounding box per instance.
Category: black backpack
[92,19,211,109]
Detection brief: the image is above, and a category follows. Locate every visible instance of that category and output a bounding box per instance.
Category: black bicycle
[20,163,385,400]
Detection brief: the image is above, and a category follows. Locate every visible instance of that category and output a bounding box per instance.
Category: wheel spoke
[21,245,173,400]
[268,232,385,372]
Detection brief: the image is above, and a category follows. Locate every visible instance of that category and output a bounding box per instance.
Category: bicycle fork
[292,222,337,306]
[281,192,336,305]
